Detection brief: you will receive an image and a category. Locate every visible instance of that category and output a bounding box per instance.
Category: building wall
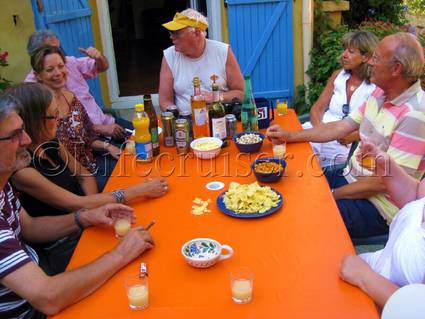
[0,0,35,84]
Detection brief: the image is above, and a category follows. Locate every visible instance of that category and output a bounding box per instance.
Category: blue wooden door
[31,0,104,107]
[227,0,293,105]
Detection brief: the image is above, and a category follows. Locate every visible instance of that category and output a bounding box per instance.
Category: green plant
[0,49,12,92]
[405,0,425,15]
[343,0,407,27]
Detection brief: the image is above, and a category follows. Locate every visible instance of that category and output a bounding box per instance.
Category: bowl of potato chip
[252,157,286,183]
[233,131,264,153]
[190,137,223,159]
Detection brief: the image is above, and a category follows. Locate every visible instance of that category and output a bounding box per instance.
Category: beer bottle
[208,75,226,141]
[190,77,208,138]
[241,75,259,132]
[143,94,160,156]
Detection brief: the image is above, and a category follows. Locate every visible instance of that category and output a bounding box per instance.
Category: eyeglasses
[342,103,350,118]
[371,52,397,65]
[43,110,59,120]
[0,127,26,143]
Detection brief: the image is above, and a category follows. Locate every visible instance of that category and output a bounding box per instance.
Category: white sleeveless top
[360,197,425,286]
[164,39,229,113]
[323,70,375,123]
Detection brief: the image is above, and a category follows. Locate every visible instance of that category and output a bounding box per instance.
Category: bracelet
[74,209,86,231]
[111,189,125,203]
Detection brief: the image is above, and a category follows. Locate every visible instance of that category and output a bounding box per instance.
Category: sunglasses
[342,103,350,118]
[0,127,26,142]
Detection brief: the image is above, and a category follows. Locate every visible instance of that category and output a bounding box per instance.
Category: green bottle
[241,75,259,132]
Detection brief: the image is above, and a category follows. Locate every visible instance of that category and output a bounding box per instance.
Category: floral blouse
[56,96,98,173]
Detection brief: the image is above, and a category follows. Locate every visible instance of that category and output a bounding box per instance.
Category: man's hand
[113,228,155,264]
[356,141,388,170]
[80,203,135,228]
[79,47,103,60]
[266,124,291,144]
[339,254,373,287]
[201,91,214,104]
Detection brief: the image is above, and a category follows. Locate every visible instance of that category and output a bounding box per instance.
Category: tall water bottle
[133,103,153,162]
[241,75,259,132]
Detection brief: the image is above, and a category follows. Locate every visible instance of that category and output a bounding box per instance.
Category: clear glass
[276,99,288,116]
[229,267,254,304]
[272,142,286,159]
[125,274,149,310]
[114,216,132,238]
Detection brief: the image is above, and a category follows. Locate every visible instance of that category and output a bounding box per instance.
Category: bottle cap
[135,103,144,112]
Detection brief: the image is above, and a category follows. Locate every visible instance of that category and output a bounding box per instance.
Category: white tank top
[360,197,425,286]
[164,39,229,113]
[323,70,376,123]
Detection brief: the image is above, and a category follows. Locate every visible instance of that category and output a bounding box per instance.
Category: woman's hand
[125,177,169,202]
[106,143,121,160]
[339,254,373,287]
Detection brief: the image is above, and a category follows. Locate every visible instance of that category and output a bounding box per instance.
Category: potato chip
[191,198,211,215]
[222,182,280,214]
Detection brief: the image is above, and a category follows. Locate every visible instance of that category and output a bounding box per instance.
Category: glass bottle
[132,103,152,162]
[241,75,259,132]
[208,75,226,140]
[143,94,160,156]
[190,77,208,138]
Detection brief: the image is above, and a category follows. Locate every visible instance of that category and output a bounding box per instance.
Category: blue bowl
[233,131,265,153]
[252,157,286,183]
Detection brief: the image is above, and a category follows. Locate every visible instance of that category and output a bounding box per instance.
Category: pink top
[25,56,115,125]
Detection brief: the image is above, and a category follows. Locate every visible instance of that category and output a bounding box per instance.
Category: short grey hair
[27,29,58,55]
[392,32,425,80]
[0,93,21,122]
[181,8,208,37]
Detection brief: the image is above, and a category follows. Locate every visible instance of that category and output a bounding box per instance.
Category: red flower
[0,51,8,62]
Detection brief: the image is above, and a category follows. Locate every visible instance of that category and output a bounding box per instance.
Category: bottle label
[135,141,153,160]
[193,108,207,126]
[211,117,226,139]
[150,127,159,149]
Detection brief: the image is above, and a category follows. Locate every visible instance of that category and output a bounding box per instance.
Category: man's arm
[223,47,244,103]
[19,204,134,243]
[1,228,153,315]
[79,47,109,72]
[340,255,399,308]
[266,118,359,144]
[332,175,386,200]
[159,56,175,112]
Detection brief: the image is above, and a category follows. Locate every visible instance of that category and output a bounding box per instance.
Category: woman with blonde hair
[302,31,379,167]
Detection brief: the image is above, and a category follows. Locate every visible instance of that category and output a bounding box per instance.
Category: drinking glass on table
[229,267,254,304]
[125,274,149,310]
[272,142,286,159]
[276,99,288,116]
[114,215,132,238]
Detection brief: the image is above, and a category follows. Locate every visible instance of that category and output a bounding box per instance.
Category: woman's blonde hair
[341,31,379,83]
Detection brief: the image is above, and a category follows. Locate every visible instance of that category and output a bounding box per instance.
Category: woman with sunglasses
[29,44,118,191]
[302,31,379,168]
[8,83,168,275]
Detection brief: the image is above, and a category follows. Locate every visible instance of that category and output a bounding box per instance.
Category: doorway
[97,0,214,109]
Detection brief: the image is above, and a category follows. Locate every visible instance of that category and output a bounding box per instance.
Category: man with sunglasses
[0,94,155,318]
[267,33,425,239]
[159,8,244,113]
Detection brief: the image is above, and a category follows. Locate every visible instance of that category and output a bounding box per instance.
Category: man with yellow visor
[159,8,244,114]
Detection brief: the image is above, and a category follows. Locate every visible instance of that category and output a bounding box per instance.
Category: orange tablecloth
[52,110,379,319]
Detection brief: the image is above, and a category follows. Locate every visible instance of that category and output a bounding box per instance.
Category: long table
[52,110,379,319]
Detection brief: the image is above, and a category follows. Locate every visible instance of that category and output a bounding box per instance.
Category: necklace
[349,85,357,92]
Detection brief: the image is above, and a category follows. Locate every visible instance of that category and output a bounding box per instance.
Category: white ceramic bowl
[190,137,223,159]
[181,238,233,268]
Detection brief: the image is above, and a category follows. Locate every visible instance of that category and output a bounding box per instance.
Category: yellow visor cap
[162,12,208,31]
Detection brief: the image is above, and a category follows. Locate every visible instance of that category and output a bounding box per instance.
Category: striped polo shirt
[0,183,39,319]
[344,80,425,222]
